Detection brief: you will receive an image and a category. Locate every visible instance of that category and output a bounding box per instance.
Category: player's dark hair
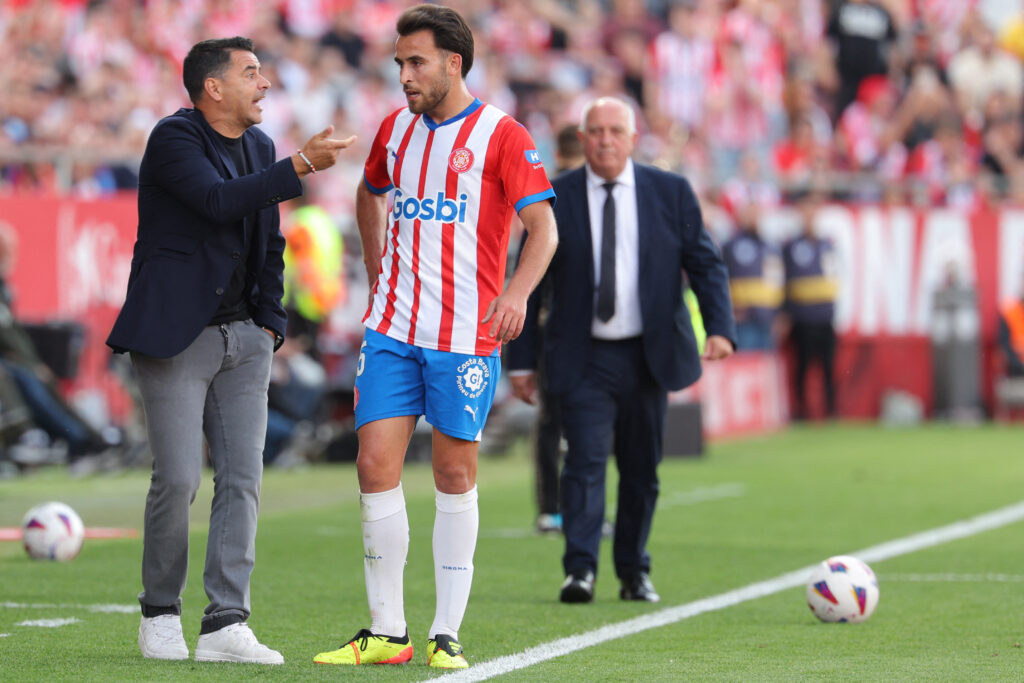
[396,4,474,78]
[183,36,255,104]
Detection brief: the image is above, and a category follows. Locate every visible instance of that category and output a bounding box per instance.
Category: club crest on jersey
[449,147,474,173]
[456,358,490,398]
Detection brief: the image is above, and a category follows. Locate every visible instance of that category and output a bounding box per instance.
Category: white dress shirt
[586,159,643,339]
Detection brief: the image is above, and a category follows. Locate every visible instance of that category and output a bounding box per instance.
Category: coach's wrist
[291,152,313,178]
[261,326,284,351]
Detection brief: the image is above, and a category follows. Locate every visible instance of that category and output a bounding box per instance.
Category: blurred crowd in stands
[3,0,1024,212]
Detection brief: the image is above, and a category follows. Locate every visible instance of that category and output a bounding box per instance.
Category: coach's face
[395,29,455,117]
[580,101,637,182]
[212,50,270,136]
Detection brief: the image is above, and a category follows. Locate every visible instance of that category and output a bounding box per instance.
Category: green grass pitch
[1,423,1022,681]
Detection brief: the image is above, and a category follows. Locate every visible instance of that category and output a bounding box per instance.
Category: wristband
[297,150,317,174]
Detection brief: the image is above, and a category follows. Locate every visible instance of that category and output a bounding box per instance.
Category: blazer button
[216,288,224,295]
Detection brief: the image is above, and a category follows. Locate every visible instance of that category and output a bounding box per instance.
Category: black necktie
[596,181,616,322]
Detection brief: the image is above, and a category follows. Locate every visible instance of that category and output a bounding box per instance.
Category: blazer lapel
[567,170,595,289]
[634,164,652,308]
[193,109,239,179]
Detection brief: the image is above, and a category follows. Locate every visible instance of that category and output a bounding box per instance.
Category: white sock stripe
[435,486,479,513]
[360,484,406,521]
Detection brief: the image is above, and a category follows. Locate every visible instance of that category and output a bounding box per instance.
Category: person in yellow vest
[998,292,1024,377]
[281,199,345,350]
[264,200,344,464]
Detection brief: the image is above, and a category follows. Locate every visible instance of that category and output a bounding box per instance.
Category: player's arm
[356,181,389,290]
[483,199,558,343]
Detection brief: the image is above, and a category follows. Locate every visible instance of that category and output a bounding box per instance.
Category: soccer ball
[806,555,879,623]
[21,501,85,561]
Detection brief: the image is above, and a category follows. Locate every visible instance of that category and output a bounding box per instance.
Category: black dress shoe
[559,569,595,603]
[620,572,660,602]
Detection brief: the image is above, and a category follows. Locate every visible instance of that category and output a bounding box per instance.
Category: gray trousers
[132,319,273,631]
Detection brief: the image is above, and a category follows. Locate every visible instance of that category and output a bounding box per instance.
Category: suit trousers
[558,337,666,580]
[132,319,273,631]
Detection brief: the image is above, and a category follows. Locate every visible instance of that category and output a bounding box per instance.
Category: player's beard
[407,70,451,116]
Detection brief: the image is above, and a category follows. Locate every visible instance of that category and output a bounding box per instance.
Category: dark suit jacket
[107,108,302,358]
[506,163,735,393]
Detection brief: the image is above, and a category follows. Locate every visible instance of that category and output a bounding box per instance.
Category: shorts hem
[431,423,481,442]
[355,410,420,431]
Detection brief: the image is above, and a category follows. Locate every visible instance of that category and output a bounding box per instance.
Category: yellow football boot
[314,629,412,665]
[426,634,469,669]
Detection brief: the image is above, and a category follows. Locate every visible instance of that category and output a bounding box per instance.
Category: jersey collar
[421,98,483,130]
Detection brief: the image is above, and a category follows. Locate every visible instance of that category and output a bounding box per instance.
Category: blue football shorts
[354,328,501,442]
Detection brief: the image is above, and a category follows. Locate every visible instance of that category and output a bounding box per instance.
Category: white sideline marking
[17,618,80,628]
[2,602,137,614]
[0,633,10,637]
[657,483,746,509]
[885,573,1024,583]
[426,500,1024,682]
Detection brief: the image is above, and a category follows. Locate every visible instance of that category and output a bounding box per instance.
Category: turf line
[427,500,1024,682]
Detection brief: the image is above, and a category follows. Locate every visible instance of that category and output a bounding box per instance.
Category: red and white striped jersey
[362,99,555,356]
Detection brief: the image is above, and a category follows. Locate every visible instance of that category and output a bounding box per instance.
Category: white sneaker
[139,614,189,660]
[194,622,284,664]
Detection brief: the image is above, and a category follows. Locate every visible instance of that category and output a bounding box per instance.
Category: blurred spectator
[979,91,1024,196]
[646,0,714,138]
[601,0,664,55]
[895,19,949,94]
[916,0,975,67]
[834,75,907,199]
[889,62,953,154]
[720,161,782,352]
[824,0,899,119]
[773,113,829,195]
[781,64,834,147]
[564,56,645,134]
[705,36,774,184]
[320,10,367,69]
[930,259,981,421]
[782,189,838,421]
[904,113,979,207]
[948,17,1023,121]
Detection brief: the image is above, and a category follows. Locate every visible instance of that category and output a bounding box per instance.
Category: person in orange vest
[281,198,345,352]
[998,291,1024,377]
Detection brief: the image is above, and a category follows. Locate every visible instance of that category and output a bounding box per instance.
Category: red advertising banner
[0,197,1021,432]
[0,194,138,420]
[671,352,789,440]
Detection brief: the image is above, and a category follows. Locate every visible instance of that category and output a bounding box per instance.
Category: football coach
[107,36,354,664]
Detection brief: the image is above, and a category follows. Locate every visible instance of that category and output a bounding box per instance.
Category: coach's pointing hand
[292,125,357,178]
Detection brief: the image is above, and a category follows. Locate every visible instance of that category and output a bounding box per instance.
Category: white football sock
[428,486,478,640]
[360,484,408,638]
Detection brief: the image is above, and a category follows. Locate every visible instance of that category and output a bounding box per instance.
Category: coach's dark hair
[396,4,474,78]
[182,37,255,104]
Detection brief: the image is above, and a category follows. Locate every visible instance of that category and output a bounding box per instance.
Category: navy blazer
[107,108,302,358]
[506,163,735,393]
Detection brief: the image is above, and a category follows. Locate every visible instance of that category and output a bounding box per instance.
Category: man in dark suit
[107,37,354,664]
[507,97,735,603]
